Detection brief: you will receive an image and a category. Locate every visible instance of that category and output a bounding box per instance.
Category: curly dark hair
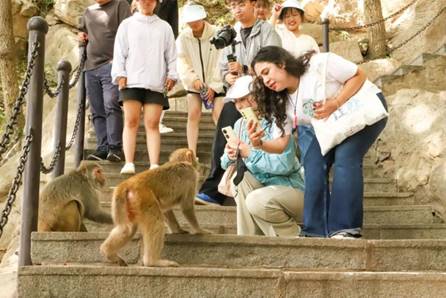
[250,46,315,135]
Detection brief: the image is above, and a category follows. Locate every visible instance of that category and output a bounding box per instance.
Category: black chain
[43,76,64,98]
[389,6,446,53]
[327,0,418,31]
[0,132,33,239]
[65,101,84,150]
[0,42,39,162]
[68,48,86,89]
[40,143,62,174]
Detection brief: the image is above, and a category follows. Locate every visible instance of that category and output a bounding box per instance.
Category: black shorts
[119,88,169,110]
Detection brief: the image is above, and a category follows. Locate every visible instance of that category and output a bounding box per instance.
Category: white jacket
[111,12,178,93]
[176,22,224,93]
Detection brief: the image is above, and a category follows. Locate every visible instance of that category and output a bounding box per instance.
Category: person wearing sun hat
[271,0,319,58]
[176,2,225,157]
[217,75,305,237]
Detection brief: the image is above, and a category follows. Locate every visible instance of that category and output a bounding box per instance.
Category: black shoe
[107,149,123,162]
[87,150,108,161]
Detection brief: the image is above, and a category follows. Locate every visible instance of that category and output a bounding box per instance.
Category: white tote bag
[311,54,388,155]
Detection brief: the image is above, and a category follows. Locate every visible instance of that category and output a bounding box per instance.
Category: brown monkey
[38,162,112,232]
[100,148,210,267]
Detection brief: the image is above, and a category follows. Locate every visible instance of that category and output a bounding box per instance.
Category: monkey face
[92,166,106,188]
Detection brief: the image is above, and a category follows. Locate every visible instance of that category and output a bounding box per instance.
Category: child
[112,0,177,174]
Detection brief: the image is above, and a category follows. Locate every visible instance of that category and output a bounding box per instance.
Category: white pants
[232,172,304,237]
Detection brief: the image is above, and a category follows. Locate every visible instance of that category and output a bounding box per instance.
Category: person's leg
[233,172,264,235]
[329,113,387,237]
[198,102,241,203]
[99,64,123,156]
[211,97,224,125]
[122,100,142,165]
[297,126,332,237]
[143,103,163,167]
[85,68,108,158]
[246,185,303,237]
[186,93,202,156]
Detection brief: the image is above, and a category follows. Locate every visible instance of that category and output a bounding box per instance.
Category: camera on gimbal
[210,25,237,50]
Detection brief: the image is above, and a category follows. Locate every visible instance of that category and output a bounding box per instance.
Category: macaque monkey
[38,162,112,232]
[100,148,210,267]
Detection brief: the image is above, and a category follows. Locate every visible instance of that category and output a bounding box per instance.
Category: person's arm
[314,53,367,119]
[247,120,290,154]
[164,26,178,82]
[111,22,129,85]
[118,0,131,22]
[176,36,200,90]
[263,23,282,47]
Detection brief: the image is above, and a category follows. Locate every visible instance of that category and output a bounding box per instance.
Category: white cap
[182,4,207,23]
[226,76,253,101]
[281,0,304,12]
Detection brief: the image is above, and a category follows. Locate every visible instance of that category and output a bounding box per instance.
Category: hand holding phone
[222,126,237,143]
[240,107,259,131]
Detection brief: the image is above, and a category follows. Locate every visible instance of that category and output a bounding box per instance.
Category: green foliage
[35,0,55,16]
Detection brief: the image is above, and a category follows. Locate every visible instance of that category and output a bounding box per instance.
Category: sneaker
[87,150,108,161]
[194,193,222,206]
[330,232,361,239]
[159,123,174,134]
[120,163,135,175]
[107,149,123,162]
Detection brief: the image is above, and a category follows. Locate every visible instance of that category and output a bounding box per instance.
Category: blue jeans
[298,93,388,237]
[85,63,123,152]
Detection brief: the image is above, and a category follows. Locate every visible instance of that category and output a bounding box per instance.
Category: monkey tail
[111,186,131,225]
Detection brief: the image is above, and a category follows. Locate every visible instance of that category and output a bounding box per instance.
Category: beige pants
[232,172,304,237]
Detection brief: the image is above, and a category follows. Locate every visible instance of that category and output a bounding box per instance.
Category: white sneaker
[159,123,174,134]
[330,232,360,239]
[149,164,159,170]
[120,163,135,175]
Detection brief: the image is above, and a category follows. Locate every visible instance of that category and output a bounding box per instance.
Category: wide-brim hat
[281,0,305,13]
[226,75,253,101]
[182,4,207,23]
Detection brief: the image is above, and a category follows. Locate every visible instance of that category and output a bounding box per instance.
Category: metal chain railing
[0,42,39,162]
[42,48,86,98]
[65,101,84,151]
[389,6,446,53]
[40,143,62,174]
[322,0,418,31]
[0,132,33,239]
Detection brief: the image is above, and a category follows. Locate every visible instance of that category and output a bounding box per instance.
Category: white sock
[150,164,159,169]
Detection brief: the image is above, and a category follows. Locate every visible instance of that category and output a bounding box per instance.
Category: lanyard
[288,93,298,131]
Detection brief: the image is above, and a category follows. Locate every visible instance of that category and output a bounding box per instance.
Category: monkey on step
[38,162,112,232]
[100,148,210,267]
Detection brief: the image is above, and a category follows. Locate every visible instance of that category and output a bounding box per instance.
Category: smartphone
[240,107,259,130]
[222,126,237,142]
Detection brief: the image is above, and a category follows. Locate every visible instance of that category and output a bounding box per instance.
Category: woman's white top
[275,24,319,58]
[283,53,381,134]
[111,12,178,93]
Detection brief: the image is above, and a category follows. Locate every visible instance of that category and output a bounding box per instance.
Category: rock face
[54,0,94,28]
[375,89,446,218]
[330,40,363,63]
[360,58,401,82]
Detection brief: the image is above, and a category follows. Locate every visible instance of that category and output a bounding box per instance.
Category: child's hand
[247,121,264,148]
[225,143,238,160]
[228,62,243,74]
[165,78,176,91]
[192,79,204,91]
[117,77,127,90]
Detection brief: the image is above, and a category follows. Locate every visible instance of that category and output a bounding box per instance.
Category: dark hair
[255,0,271,8]
[250,46,315,135]
[279,7,304,21]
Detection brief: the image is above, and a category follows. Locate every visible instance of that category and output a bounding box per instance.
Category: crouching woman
[221,75,304,237]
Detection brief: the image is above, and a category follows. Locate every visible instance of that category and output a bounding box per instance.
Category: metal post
[19,17,48,266]
[322,18,330,52]
[74,44,86,167]
[52,60,72,178]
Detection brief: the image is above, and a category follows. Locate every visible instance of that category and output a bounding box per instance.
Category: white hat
[182,4,207,23]
[226,76,253,101]
[281,0,304,12]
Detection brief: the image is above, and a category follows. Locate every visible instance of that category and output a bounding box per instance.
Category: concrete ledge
[18,266,446,298]
[31,233,446,271]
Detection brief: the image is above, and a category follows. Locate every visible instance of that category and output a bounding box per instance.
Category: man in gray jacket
[195,0,281,205]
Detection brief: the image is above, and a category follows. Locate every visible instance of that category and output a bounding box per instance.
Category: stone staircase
[374,44,446,95]
[18,73,446,295]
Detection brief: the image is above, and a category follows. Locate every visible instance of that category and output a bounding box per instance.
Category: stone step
[391,64,424,76]
[86,137,213,149]
[18,265,446,298]
[87,204,439,231]
[83,219,446,239]
[31,233,446,272]
[410,53,445,66]
[362,191,414,206]
[87,132,216,143]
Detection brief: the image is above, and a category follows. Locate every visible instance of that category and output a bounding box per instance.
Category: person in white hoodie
[112,0,178,174]
[176,4,224,156]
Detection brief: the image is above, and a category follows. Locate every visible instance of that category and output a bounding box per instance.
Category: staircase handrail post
[52,60,72,178]
[19,16,48,266]
[74,44,86,168]
[322,18,330,52]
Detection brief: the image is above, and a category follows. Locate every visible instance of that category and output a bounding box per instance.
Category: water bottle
[200,86,214,110]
